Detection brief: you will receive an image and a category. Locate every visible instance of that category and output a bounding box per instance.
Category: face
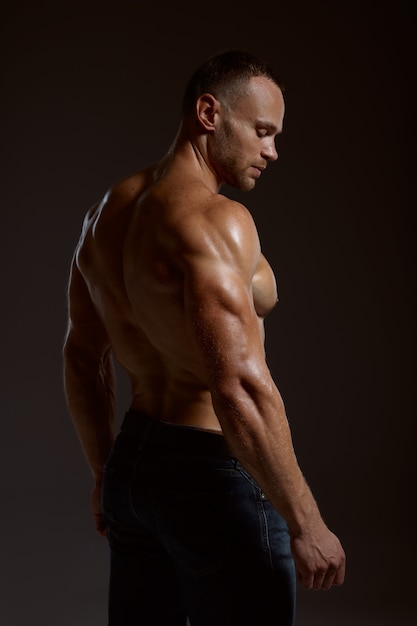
[210,76,285,191]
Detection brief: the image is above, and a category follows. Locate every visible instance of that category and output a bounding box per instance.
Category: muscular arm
[63,254,115,533]
[181,202,345,589]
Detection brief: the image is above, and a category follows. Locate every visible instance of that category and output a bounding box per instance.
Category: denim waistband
[120,409,232,458]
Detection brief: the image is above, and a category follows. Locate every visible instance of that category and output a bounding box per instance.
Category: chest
[252,254,278,318]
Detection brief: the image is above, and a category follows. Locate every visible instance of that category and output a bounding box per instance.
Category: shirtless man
[63,50,345,625]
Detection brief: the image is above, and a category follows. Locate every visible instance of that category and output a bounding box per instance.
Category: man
[63,50,345,625]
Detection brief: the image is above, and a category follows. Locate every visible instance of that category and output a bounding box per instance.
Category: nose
[261,139,278,162]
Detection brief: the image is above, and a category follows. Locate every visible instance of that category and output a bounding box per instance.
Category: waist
[120,409,231,458]
[129,389,221,432]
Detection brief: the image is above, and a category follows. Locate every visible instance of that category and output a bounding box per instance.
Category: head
[181,50,285,191]
[181,49,283,116]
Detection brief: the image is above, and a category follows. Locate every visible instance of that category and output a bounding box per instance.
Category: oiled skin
[63,76,345,590]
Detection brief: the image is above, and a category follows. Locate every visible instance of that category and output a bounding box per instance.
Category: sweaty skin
[63,76,346,591]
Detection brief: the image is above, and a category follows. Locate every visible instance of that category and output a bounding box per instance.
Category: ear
[195,93,220,132]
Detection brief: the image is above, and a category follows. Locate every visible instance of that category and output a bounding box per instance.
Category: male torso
[75,163,278,432]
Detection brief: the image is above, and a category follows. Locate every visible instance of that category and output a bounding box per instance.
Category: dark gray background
[1,1,415,624]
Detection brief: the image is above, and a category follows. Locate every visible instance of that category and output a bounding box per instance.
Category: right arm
[63,251,116,535]
[180,202,345,590]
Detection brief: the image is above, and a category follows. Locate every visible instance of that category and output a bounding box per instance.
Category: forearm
[64,348,116,480]
[212,374,322,536]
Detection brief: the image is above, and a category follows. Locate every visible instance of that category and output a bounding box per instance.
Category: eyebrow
[256,120,282,134]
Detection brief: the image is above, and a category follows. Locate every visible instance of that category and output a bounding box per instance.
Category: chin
[228,176,254,193]
[239,179,256,192]
[225,171,256,193]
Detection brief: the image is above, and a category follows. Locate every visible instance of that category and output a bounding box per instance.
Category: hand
[290,523,346,590]
[91,478,107,537]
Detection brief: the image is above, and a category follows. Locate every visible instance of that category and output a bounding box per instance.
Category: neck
[160,121,222,193]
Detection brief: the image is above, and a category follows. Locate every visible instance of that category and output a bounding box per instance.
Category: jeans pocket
[231,459,268,500]
[148,468,231,577]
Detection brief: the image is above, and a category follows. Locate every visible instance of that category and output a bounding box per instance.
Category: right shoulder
[80,165,159,228]
[76,165,159,248]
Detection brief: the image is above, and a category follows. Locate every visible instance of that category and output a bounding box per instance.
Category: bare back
[74,165,278,431]
[64,70,346,591]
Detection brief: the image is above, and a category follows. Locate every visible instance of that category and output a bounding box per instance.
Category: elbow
[63,336,95,378]
[62,335,82,371]
[210,360,277,422]
[210,366,286,463]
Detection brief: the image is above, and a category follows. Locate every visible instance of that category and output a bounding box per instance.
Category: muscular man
[63,50,345,625]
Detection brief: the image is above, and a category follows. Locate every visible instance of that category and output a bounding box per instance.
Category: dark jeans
[102,410,296,626]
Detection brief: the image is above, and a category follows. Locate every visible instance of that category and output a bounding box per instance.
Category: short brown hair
[181,49,283,115]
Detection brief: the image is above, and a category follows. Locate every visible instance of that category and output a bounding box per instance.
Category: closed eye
[255,120,280,138]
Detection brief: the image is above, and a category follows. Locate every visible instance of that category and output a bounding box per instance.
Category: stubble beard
[214,119,255,192]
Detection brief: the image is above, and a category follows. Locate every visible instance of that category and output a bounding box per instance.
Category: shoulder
[105,165,157,205]
[172,191,261,268]
[76,166,159,253]
[100,168,157,221]
[82,165,158,227]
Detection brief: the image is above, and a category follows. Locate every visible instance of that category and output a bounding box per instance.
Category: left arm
[63,254,115,535]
